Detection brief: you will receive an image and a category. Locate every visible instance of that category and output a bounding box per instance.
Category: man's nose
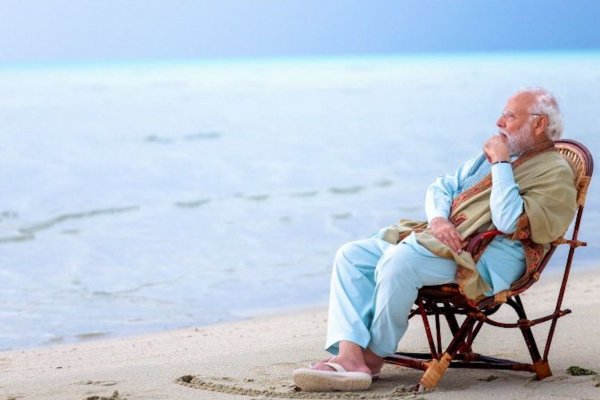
[496,116,505,128]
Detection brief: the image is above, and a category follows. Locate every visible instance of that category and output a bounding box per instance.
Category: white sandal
[293,362,372,392]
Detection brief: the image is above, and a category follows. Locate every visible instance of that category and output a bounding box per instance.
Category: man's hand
[484,134,510,163]
[429,217,463,253]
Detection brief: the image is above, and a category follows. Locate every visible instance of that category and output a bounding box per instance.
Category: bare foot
[311,356,371,375]
[364,349,384,375]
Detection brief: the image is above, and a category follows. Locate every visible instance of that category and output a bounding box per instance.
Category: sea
[1,52,599,351]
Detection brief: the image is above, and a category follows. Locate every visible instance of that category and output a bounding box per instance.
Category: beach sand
[2,269,600,400]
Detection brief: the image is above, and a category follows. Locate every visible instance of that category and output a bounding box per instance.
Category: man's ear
[534,115,549,137]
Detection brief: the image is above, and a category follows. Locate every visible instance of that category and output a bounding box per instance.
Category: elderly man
[293,88,578,392]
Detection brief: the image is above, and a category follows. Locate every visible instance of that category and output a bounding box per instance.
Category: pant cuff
[367,342,395,358]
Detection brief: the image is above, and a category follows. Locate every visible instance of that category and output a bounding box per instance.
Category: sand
[2,269,600,400]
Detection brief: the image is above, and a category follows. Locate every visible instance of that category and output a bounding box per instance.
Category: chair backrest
[505,139,594,298]
[555,139,594,207]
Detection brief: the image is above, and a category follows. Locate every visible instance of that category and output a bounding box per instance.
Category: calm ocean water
[1,52,599,350]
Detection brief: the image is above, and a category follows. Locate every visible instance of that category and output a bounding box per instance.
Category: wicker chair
[384,139,594,390]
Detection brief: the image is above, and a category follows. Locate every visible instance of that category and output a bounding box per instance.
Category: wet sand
[2,269,600,400]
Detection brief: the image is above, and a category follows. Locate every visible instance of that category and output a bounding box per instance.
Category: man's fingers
[453,231,463,253]
[452,235,462,253]
[447,230,462,253]
[444,235,459,253]
[440,233,461,253]
[430,221,463,253]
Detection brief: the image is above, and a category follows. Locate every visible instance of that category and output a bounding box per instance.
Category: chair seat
[418,284,460,297]
[418,284,474,309]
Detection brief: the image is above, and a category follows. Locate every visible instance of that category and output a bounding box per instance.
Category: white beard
[506,124,536,156]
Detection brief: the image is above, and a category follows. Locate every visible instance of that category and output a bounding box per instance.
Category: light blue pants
[325,234,525,357]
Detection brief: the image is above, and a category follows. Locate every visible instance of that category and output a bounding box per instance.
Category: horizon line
[2,48,600,73]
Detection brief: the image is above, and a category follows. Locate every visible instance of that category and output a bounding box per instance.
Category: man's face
[496,93,537,155]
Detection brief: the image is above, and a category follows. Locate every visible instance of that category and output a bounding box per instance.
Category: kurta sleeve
[490,163,523,234]
[426,156,478,223]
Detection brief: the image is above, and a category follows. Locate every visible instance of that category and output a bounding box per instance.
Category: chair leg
[533,360,552,380]
[418,315,477,389]
[419,352,452,389]
[442,302,460,334]
[442,303,473,353]
[509,297,553,380]
[520,325,552,379]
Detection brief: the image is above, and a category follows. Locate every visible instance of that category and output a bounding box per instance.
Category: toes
[309,357,333,369]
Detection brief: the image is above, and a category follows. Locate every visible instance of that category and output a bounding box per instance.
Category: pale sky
[1,0,599,64]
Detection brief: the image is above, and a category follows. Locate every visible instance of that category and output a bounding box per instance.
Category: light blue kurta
[325,154,526,357]
[425,153,526,295]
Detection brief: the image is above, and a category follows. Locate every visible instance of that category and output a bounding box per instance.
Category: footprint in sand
[79,380,119,387]
[176,372,420,399]
[83,390,123,400]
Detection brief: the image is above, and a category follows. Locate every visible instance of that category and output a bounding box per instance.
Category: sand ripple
[176,374,424,399]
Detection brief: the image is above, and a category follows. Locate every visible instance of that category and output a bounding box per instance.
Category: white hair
[514,87,563,140]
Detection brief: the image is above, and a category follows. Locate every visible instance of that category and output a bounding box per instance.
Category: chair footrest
[385,352,535,372]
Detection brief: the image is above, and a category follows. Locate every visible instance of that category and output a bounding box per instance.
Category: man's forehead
[505,92,535,111]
